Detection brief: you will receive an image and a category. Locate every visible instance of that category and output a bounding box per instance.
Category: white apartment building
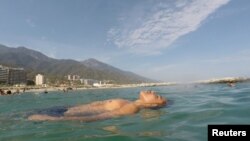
[67,74,80,81]
[35,74,45,85]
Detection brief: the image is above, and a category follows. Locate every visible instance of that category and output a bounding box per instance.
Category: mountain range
[0,44,154,84]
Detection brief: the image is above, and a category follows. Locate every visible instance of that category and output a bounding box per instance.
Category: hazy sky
[1,0,250,82]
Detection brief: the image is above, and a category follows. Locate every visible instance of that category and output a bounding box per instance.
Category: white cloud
[108,0,230,55]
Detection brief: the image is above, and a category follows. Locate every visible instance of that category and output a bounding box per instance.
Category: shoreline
[0,82,176,95]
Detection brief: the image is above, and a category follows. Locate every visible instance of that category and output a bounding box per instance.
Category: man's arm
[27,112,113,122]
[28,103,139,121]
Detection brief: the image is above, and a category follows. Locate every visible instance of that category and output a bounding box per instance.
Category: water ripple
[1,83,250,141]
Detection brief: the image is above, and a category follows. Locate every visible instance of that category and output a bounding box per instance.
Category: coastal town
[1,64,249,96]
[0,65,174,95]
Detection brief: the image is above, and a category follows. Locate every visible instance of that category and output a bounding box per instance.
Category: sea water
[0,83,250,141]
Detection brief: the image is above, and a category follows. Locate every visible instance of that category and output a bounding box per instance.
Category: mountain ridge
[0,44,154,84]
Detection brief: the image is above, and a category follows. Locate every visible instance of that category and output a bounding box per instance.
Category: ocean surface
[1,83,250,141]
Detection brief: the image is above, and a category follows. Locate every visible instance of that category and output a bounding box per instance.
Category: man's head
[138,90,167,108]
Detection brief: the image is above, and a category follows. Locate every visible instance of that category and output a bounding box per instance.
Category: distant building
[35,74,45,85]
[8,68,27,85]
[93,81,105,87]
[0,65,8,84]
[0,65,26,85]
[67,74,80,81]
[67,75,72,81]
[73,75,80,81]
[80,79,98,85]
